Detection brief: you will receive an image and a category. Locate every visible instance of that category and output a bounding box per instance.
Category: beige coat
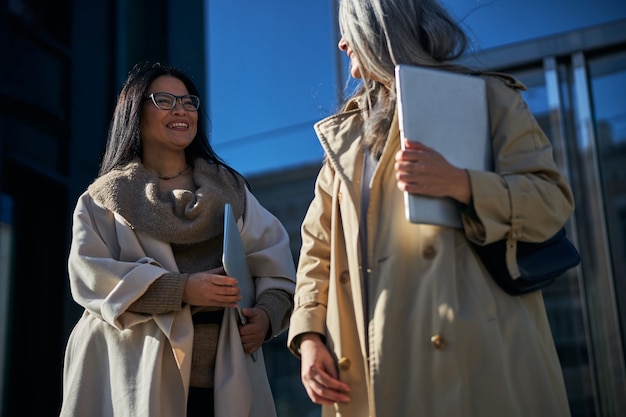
[61,187,296,417]
[288,74,574,417]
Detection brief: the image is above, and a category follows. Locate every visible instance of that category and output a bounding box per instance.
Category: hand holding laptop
[395,64,492,228]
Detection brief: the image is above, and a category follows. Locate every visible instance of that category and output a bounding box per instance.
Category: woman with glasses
[59,62,296,417]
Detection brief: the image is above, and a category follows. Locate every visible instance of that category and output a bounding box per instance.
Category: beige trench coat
[60,187,296,417]
[288,74,574,417]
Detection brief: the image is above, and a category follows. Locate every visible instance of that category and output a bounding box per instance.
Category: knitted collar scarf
[87,158,245,245]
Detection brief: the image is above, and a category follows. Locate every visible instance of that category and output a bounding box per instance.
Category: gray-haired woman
[287,0,573,416]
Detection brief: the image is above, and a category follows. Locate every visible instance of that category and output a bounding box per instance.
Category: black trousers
[187,386,215,417]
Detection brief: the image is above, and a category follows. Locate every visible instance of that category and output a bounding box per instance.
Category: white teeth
[168,122,188,128]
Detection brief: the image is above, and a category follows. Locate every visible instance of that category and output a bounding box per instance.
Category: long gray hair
[338,0,474,158]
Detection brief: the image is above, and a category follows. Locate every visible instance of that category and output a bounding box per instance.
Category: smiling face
[140,75,198,156]
[338,36,364,80]
[338,36,385,84]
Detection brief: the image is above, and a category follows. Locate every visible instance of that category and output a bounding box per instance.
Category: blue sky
[205,0,626,176]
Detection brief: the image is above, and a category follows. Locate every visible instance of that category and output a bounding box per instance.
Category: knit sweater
[87,157,293,388]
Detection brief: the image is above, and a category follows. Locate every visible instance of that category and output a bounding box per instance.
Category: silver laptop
[395,64,492,228]
[222,203,255,326]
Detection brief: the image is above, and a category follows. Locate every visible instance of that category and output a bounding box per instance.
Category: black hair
[98,61,243,184]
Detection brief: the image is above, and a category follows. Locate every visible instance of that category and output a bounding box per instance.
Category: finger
[212,276,239,289]
[398,147,419,160]
[307,389,338,406]
[396,169,419,184]
[405,159,422,172]
[313,369,350,392]
[213,275,238,286]
[304,366,350,401]
[306,378,350,404]
[305,385,336,405]
[212,286,241,298]
[403,138,427,150]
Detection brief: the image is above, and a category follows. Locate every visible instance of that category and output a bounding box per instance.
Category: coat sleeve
[462,75,575,245]
[67,191,173,329]
[286,161,334,356]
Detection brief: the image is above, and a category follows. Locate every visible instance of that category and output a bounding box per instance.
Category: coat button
[339,270,350,284]
[338,357,351,371]
[431,335,446,350]
[423,245,436,259]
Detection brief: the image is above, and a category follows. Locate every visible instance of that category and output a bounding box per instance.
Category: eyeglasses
[145,92,200,111]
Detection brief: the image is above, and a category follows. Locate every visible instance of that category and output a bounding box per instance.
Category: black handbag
[471,227,581,295]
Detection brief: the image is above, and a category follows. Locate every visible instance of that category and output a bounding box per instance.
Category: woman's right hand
[183,267,242,307]
[395,139,472,205]
[300,333,351,405]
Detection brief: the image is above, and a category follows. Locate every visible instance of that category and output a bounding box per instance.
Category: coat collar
[313,105,401,186]
[314,107,364,187]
